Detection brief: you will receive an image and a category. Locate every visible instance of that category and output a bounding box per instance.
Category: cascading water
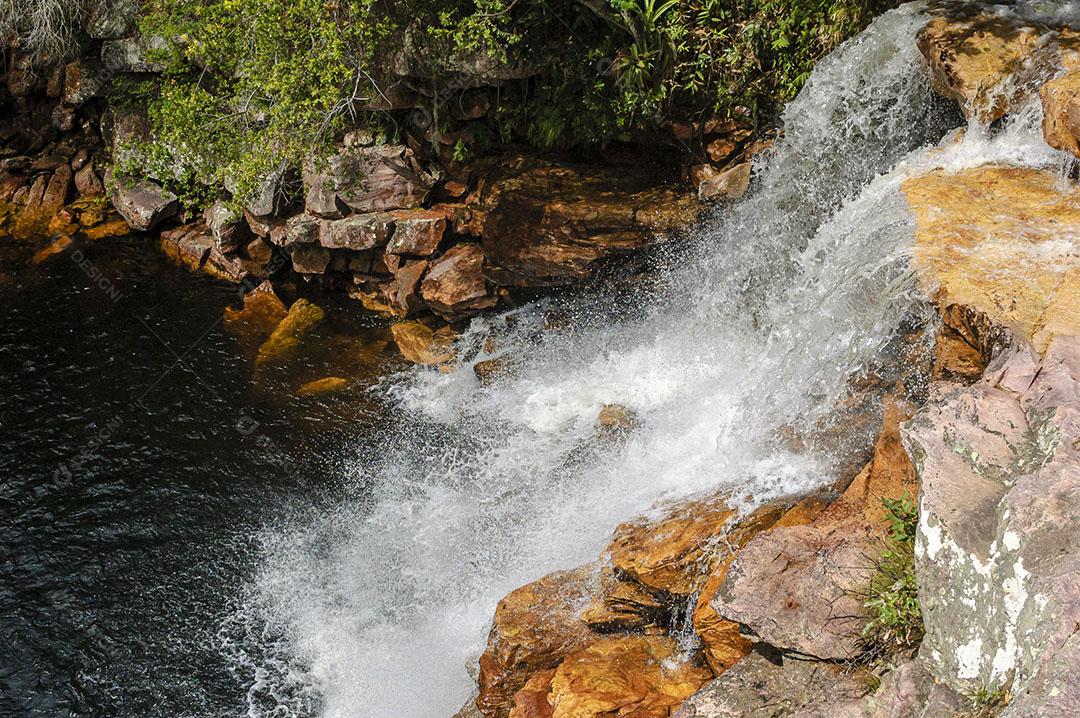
[226,3,1069,716]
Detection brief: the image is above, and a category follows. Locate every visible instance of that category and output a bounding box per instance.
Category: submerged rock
[254,298,325,368]
[296,376,348,396]
[223,281,289,360]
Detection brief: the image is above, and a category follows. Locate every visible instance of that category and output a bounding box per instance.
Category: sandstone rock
[160,225,214,272]
[384,259,428,316]
[203,248,249,283]
[420,243,494,318]
[112,180,179,231]
[508,668,556,718]
[255,298,325,368]
[673,647,868,718]
[706,138,739,163]
[82,219,130,241]
[296,376,348,396]
[289,244,331,274]
[389,320,455,365]
[476,160,701,286]
[304,144,432,216]
[223,281,289,359]
[42,166,72,210]
[917,14,1080,123]
[101,36,167,74]
[932,304,1006,383]
[31,235,75,264]
[1041,71,1080,158]
[51,105,77,132]
[63,59,107,106]
[697,163,751,201]
[712,401,917,660]
[902,165,1080,351]
[477,564,599,718]
[692,570,754,675]
[902,337,1080,715]
[320,213,395,250]
[546,635,712,718]
[386,208,447,255]
[272,214,322,247]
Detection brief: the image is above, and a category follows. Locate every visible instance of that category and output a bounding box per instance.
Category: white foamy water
[227,3,1073,716]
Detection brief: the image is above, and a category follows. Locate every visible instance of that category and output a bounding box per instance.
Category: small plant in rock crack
[860,494,924,659]
[962,686,1009,717]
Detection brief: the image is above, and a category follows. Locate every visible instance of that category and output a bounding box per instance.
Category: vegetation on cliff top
[101,0,892,204]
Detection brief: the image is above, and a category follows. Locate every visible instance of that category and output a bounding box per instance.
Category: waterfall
[224,3,1066,716]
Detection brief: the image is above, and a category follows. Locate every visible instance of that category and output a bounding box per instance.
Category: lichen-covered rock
[303,144,433,216]
[112,179,178,231]
[902,165,1080,351]
[320,213,395,250]
[386,208,448,256]
[477,564,599,718]
[420,243,494,318]
[903,337,1080,716]
[546,635,712,718]
[204,201,250,253]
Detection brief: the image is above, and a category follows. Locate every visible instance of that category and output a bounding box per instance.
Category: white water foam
[227,3,1074,716]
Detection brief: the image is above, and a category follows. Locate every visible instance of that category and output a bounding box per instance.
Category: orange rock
[508,669,556,718]
[223,281,289,361]
[390,320,455,365]
[296,376,348,396]
[902,165,1080,351]
[82,218,130,241]
[547,635,712,718]
[477,565,599,718]
[30,234,74,264]
[692,565,753,674]
[1041,70,1080,158]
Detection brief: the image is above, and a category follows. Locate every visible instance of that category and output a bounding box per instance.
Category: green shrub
[862,494,924,657]
[124,0,892,208]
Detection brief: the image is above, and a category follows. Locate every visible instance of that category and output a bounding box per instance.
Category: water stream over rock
[233,4,1068,716]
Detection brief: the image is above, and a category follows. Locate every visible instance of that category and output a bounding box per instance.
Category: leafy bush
[123,0,892,207]
[861,494,924,656]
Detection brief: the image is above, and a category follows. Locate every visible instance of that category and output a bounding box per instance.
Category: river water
[2,2,1070,717]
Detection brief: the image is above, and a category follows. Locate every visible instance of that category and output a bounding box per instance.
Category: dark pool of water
[0,234,385,716]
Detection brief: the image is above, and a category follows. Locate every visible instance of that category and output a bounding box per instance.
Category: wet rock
[255,298,325,368]
[673,647,868,718]
[902,165,1080,351]
[389,320,455,365]
[902,337,1080,714]
[223,281,289,358]
[31,235,75,264]
[386,208,448,256]
[42,166,72,210]
[932,303,1006,383]
[320,213,395,250]
[477,564,599,718]
[420,243,494,318]
[112,179,179,231]
[1041,70,1080,158]
[712,401,917,660]
[296,376,348,396]
[303,144,433,216]
[476,159,702,286]
[508,668,556,718]
[917,14,1080,123]
[82,218,130,241]
[595,404,637,436]
[546,635,712,718]
[696,163,751,201]
[160,225,215,272]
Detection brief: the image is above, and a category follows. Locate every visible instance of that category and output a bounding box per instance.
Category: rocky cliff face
[454,6,1080,718]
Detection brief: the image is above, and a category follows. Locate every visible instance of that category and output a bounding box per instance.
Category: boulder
[112,179,179,231]
[86,0,138,39]
[41,166,72,210]
[917,13,1080,123]
[1041,71,1080,158]
[903,337,1080,716]
[420,243,494,318]
[101,36,168,74]
[204,201,251,253]
[902,165,1080,351]
[160,225,214,272]
[712,401,917,660]
[389,320,455,365]
[595,404,637,436]
[475,159,702,286]
[82,218,129,241]
[255,298,325,368]
[303,144,432,216]
[508,668,557,718]
[75,163,105,197]
[673,647,869,718]
[320,213,395,250]
[697,163,751,201]
[386,208,448,256]
[63,59,106,106]
[477,564,599,718]
[384,259,428,315]
[289,244,331,274]
[546,635,712,718]
[296,376,348,396]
